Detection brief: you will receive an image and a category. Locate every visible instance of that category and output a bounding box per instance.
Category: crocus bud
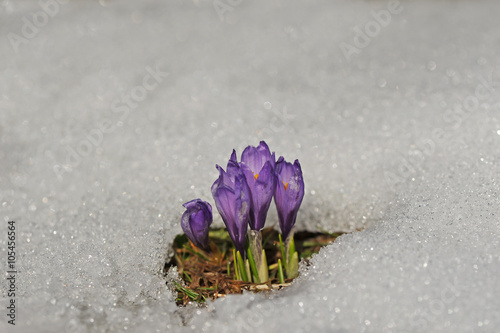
[240,141,276,231]
[211,153,251,255]
[181,199,213,250]
[274,157,305,240]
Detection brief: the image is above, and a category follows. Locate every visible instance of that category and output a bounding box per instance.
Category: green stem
[285,228,299,279]
[248,230,269,283]
[246,243,260,283]
[279,233,287,269]
[236,250,249,282]
[278,259,285,284]
[233,248,240,280]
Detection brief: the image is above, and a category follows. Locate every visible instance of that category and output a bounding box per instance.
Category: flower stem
[285,228,299,279]
[278,233,287,269]
[247,243,260,283]
[233,248,240,280]
[236,250,249,282]
[247,230,269,283]
[278,259,285,284]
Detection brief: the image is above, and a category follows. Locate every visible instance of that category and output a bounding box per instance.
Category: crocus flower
[240,141,276,231]
[211,153,251,254]
[181,199,213,250]
[274,157,305,240]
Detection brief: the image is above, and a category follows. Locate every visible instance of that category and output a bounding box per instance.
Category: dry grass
[165,227,344,306]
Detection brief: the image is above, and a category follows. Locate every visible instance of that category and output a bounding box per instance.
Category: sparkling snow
[1,0,499,332]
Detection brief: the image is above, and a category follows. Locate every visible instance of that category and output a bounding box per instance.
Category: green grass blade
[245,259,252,283]
[246,243,260,283]
[260,249,269,282]
[183,271,192,283]
[236,251,249,282]
[233,248,240,280]
[173,281,199,300]
[288,235,296,264]
[287,251,299,279]
[183,244,210,261]
[278,259,285,284]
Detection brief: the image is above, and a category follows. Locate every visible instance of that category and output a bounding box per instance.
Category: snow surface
[1,0,500,332]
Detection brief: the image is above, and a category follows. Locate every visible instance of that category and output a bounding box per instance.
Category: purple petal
[244,161,275,230]
[255,160,275,187]
[239,142,276,231]
[233,174,251,252]
[241,141,273,174]
[230,149,238,163]
[212,163,250,254]
[190,210,208,245]
[275,156,296,184]
[274,158,304,239]
[226,160,241,180]
[181,199,213,249]
[213,186,237,233]
[181,210,196,244]
[213,164,233,190]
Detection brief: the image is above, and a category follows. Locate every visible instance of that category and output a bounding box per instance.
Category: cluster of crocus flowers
[180,141,305,282]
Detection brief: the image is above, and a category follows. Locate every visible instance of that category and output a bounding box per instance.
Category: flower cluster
[181,141,304,282]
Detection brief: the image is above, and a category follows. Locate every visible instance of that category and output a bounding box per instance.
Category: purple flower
[211,152,251,254]
[274,157,305,240]
[181,199,213,250]
[240,141,276,231]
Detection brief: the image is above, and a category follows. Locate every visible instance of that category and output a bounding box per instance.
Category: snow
[1,0,499,332]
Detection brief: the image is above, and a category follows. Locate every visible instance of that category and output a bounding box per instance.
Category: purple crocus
[211,152,251,254]
[181,199,213,250]
[274,157,305,240]
[239,141,276,231]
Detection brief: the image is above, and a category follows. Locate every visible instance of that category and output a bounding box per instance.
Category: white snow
[1,0,499,332]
